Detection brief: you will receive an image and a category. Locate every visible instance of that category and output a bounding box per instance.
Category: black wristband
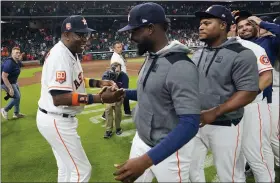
[89,79,95,88]
[87,94,94,104]
[95,80,100,88]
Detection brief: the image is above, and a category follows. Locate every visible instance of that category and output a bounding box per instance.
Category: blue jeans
[1,83,21,114]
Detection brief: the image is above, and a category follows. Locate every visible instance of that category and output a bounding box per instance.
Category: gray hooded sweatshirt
[192,37,259,122]
[134,41,201,147]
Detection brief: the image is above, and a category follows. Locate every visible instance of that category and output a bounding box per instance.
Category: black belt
[210,117,242,127]
[39,107,76,118]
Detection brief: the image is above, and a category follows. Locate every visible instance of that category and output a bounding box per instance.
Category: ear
[220,21,227,31]
[148,24,155,35]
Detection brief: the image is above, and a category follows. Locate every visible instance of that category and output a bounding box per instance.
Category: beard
[136,38,154,56]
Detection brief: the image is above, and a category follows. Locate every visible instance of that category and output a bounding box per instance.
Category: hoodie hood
[155,40,191,57]
[204,37,239,49]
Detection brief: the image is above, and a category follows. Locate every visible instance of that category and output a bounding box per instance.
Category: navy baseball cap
[273,16,280,25]
[118,2,167,32]
[195,5,235,25]
[259,16,273,23]
[234,10,252,23]
[61,15,95,33]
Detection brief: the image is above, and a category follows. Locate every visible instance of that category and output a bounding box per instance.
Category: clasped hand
[98,86,125,103]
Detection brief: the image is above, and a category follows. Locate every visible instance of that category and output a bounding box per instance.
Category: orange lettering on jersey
[56,71,66,84]
[260,55,271,65]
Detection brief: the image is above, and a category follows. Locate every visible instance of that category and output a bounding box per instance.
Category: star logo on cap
[82,18,87,25]
[222,14,226,18]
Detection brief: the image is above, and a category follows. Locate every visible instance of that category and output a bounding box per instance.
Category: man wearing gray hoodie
[113,2,201,183]
[189,5,259,182]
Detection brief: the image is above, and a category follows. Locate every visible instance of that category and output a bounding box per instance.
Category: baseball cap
[195,5,235,25]
[118,2,167,32]
[61,15,95,33]
[234,10,252,23]
[259,16,273,23]
[273,16,280,25]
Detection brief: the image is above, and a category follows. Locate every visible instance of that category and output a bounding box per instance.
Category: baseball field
[1,57,277,182]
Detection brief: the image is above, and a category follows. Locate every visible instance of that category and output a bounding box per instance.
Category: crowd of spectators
[1,1,279,61]
[2,1,279,16]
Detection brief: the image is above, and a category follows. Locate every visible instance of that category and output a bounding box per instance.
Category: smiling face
[64,32,90,53]
[237,19,258,39]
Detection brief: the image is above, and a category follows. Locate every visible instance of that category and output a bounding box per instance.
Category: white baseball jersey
[236,37,273,103]
[110,52,127,73]
[38,41,86,115]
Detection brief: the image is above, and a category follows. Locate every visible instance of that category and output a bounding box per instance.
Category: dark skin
[52,32,124,106]
[113,24,168,183]
[198,17,258,127]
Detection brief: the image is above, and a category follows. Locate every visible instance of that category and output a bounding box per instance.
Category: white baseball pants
[270,87,280,166]
[36,109,92,182]
[237,101,275,182]
[129,132,194,182]
[190,122,244,182]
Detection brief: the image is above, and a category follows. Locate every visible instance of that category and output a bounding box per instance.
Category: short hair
[111,62,122,67]
[113,41,122,48]
[12,47,20,52]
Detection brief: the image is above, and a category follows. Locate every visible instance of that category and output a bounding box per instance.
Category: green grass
[19,67,42,78]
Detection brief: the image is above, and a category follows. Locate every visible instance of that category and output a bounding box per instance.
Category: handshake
[97,80,125,104]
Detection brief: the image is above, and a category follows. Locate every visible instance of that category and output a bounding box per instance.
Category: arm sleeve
[147,114,200,165]
[260,21,280,36]
[2,60,12,74]
[232,50,259,91]
[125,89,137,101]
[46,53,73,92]
[165,61,201,115]
[254,47,273,74]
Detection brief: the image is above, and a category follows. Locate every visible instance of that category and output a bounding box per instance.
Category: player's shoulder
[45,42,72,63]
[236,37,266,53]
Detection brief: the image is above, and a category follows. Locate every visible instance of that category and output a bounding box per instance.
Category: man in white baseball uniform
[36,15,124,182]
[229,17,275,182]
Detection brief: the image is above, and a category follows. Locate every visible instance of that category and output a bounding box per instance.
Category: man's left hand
[200,107,219,127]
[248,16,262,25]
[113,154,153,183]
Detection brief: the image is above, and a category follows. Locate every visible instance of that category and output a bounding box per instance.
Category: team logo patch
[56,71,66,84]
[66,23,71,30]
[215,56,223,63]
[260,55,270,65]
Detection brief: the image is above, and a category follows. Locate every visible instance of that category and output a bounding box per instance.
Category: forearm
[84,78,100,88]
[260,21,280,35]
[52,92,102,106]
[146,114,199,165]
[2,77,12,90]
[215,91,258,117]
[125,89,137,101]
[259,72,273,91]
